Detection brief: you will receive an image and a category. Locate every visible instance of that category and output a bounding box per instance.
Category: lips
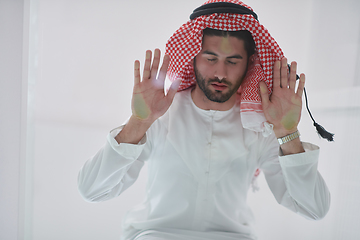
[211,82,228,91]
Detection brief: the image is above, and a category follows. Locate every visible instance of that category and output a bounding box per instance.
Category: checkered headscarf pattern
[166,0,285,133]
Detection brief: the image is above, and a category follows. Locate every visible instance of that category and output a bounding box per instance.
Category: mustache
[208,78,232,86]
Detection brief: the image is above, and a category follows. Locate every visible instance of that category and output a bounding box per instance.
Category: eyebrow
[202,50,243,59]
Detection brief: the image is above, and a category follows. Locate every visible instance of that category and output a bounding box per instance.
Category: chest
[149,109,260,185]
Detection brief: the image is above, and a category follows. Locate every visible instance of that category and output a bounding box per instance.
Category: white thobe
[78,88,330,240]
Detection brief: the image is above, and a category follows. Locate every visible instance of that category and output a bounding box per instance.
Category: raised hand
[259,57,305,139]
[132,49,181,123]
[115,49,181,144]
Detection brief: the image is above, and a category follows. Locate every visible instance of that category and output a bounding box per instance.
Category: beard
[193,62,244,103]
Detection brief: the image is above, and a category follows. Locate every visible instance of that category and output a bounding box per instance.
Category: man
[78,1,330,239]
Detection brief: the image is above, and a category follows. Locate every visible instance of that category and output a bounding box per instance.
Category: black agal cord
[292,67,334,141]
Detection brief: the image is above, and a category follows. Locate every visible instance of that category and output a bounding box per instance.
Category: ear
[248,54,255,64]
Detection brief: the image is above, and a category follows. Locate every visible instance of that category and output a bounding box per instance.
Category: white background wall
[1,0,360,239]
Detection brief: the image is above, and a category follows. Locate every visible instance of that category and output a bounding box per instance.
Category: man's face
[194,34,249,103]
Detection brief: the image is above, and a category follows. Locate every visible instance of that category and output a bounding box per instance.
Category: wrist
[129,114,154,127]
[115,115,153,144]
[277,130,300,145]
[279,137,305,155]
[273,126,298,139]
[276,130,305,155]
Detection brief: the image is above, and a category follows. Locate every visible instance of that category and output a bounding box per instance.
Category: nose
[214,62,227,80]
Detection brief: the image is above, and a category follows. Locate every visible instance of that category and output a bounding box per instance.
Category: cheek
[195,60,212,76]
[230,66,247,80]
[240,63,249,76]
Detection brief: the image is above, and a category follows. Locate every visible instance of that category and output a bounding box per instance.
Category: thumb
[259,81,270,108]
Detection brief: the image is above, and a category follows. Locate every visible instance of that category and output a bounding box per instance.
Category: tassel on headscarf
[303,87,334,141]
[289,65,335,141]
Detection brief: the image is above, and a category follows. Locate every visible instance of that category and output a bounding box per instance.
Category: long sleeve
[260,137,331,220]
[77,126,152,202]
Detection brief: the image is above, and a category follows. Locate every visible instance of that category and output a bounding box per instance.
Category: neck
[191,85,238,111]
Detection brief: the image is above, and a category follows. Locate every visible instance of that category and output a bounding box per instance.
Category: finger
[296,73,305,97]
[166,79,181,103]
[157,54,171,83]
[143,50,152,80]
[289,61,297,90]
[151,48,161,80]
[134,60,141,85]
[259,81,270,108]
[273,60,281,88]
[280,57,288,88]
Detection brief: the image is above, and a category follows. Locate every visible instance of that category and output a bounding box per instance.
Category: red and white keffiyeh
[165,0,285,135]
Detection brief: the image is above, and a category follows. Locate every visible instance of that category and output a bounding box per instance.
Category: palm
[260,58,305,137]
[132,79,169,120]
[131,49,180,122]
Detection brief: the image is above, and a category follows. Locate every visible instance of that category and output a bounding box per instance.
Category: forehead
[201,35,246,55]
